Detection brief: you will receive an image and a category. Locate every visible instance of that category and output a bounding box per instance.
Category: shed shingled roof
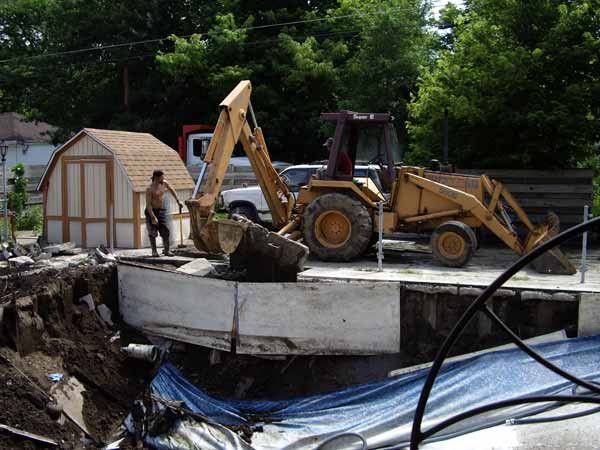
[85,129,194,192]
[39,128,195,193]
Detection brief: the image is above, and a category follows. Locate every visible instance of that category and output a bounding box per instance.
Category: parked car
[219,164,386,223]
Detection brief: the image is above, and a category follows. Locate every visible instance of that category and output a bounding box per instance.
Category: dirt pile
[0,263,153,449]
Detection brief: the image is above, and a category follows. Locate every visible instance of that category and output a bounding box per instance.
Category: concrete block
[578,293,600,337]
[176,258,215,277]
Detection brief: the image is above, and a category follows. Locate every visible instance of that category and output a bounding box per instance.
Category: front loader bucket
[524,211,577,275]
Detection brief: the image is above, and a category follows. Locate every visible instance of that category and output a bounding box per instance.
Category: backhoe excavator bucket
[186,199,308,279]
[524,211,577,275]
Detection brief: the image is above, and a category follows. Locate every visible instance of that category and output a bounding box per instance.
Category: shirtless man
[145,170,183,257]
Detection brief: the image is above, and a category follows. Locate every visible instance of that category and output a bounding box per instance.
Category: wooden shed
[38,128,195,248]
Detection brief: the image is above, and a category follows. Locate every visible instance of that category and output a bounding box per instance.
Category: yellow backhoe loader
[186,80,576,275]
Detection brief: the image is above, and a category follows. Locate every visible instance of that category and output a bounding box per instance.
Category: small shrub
[17,205,43,233]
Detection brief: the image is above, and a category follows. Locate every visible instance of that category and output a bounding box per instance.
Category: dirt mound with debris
[0,263,153,449]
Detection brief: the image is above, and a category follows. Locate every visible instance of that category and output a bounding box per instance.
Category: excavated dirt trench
[0,263,154,449]
[0,256,581,449]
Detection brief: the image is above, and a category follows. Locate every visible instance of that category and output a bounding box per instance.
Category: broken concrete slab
[61,247,83,256]
[94,248,116,263]
[58,242,76,253]
[96,304,114,326]
[79,294,94,311]
[11,244,29,257]
[9,256,35,268]
[176,258,215,277]
[43,245,60,256]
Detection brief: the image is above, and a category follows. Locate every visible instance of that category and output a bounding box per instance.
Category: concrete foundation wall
[119,262,600,357]
[118,263,401,355]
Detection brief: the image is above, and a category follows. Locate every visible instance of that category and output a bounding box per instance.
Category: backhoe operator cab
[320,111,400,188]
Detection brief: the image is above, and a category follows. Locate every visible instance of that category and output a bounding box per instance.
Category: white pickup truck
[219,164,386,223]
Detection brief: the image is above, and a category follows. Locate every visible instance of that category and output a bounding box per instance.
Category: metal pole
[192,162,208,199]
[2,157,7,243]
[580,205,589,284]
[378,201,384,271]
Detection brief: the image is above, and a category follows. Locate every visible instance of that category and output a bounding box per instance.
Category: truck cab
[178,124,214,167]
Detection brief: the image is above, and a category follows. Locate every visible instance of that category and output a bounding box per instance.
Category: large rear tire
[303,193,373,261]
[431,221,477,267]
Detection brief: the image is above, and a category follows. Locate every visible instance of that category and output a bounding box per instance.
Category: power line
[19,30,361,72]
[0,2,449,64]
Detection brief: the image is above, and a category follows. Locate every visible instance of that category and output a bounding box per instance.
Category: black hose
[409,215,600,450]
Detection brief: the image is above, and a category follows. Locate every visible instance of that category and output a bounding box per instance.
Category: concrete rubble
[175,258,215,277]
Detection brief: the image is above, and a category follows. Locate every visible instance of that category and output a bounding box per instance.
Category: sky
[432,0,465,18]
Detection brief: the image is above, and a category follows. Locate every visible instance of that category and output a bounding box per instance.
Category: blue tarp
[144,335,600,449]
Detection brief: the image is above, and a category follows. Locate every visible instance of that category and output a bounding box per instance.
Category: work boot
[149,237,159,257]
[163,240,174,257]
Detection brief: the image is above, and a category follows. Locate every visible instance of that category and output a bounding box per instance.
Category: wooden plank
[517,198,595,208]
[61,160,69,242]
[80,161,86,247]
[505,184,594,194]
[133,192,141,249]
[459,169,594,179]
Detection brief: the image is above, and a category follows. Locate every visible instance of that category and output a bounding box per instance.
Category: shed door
[62,157,113,247]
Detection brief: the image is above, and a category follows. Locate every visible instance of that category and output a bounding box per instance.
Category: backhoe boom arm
[192,80,294,228]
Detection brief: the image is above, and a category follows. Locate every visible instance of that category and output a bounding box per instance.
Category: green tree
[0,0,221,144]
[156,0,431,161]
[331,0,432,150]
[408,0,600,169]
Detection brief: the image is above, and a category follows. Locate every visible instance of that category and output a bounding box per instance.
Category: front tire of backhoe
[431,221,477,267]
[304,193,373,261]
